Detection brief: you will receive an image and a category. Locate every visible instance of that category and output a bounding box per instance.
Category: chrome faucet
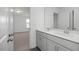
[64,27,70,34]
[46,27,51,31]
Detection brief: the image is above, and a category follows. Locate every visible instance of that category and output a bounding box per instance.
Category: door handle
[7,39,13,43]
[9,34,14,37]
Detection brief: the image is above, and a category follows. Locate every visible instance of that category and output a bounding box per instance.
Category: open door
[7,8,14,51]
[0,8,14,51]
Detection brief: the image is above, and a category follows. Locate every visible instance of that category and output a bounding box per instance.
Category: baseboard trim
[14,31,29,34]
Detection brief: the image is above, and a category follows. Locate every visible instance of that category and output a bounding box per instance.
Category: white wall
[13,8,30,33]
[14,15,29,32]
[30,7,44,48]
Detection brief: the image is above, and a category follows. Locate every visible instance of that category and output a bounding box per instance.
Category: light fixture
[10,9,14,12]
[15,9,23,13]
[26,18,30,23]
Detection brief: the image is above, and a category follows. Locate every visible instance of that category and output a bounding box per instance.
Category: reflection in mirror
[53,13,58,28]
[69,10,75,30]
[53,7,69,30]
[44,7,79,31]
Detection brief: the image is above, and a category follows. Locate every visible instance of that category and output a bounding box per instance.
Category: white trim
[0,35,7,43]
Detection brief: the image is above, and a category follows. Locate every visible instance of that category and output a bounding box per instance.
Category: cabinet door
[47,39,57,51]
[56,45,70,51]
[36,31,42,50]
[41,36,47,51]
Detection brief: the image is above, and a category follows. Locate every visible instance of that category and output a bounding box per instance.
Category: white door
[0,8,14,51]
[7,8,14,51]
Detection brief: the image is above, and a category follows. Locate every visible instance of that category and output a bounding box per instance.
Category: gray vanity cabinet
[36,31,42,50]
[47,39,57,51]
[47,38,70,51]
[36,30,71,51]
[56,44,70,51]
[36,31,47,51]
[36,30,79,51]
[40,36,47,51]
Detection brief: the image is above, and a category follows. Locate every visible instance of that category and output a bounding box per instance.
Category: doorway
[13,7,30,51]
[0,7,30,51]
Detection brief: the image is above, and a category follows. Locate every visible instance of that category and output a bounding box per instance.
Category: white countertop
[37,29,79,43]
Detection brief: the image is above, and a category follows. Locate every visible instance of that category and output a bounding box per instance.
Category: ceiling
[11,7,30,17]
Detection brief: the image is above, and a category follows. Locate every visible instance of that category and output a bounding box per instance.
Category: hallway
[14,31,29,51]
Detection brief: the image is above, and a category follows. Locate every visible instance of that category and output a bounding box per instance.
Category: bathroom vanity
[36,7,79,51]
[36,29,79,51]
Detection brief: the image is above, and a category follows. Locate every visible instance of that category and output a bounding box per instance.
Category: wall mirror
[44,7,79,31]
[44,7,70,30]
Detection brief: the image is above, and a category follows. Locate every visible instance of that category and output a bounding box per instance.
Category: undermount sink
[64,30,70,34]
